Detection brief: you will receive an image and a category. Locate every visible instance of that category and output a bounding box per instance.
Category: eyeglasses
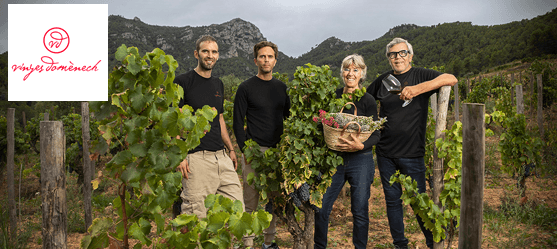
[387,50,410,59]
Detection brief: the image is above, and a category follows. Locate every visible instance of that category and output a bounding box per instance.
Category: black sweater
[233,76,290,152]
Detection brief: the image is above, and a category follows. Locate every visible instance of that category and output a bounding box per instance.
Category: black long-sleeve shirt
[233,76,290,152]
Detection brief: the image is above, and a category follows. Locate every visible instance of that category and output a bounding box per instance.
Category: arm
[337,95,381,152]
[232,85,248,152]
[220,113,238,170]
[401,73,457,101]
[284,91,291,119]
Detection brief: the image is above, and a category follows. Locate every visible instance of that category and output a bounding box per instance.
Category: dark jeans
[314,150,374,249]
[377,156,434,249]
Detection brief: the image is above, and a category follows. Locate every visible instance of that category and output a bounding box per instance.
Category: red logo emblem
[43,27,70,54]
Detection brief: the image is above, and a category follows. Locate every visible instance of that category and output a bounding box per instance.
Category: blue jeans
[314,151,374,249]
[377,156,434,249]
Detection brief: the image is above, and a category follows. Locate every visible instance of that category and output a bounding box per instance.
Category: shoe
[262,242,279,249]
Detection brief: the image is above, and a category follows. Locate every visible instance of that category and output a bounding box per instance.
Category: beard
[258,64,274,74]
[199,59,216,71]
[259,68,272,74]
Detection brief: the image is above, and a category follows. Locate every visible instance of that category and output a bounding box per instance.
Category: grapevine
[390,121,463,245]
[82,45,270,249]
[243,64,349,248]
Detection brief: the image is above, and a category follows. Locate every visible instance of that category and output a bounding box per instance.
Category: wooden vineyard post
[537,74,544,138]
[81,102,93,231]
[432,86,451,249]
[454,82,460,122]
[40,121,67,249]
[531,72,535,113]
[22,111,27,134]
[459,103,485,249]
[516,84,524,115]
[431,93,438,118]
[7,108,17,241]
[511,73,515,107]
[44,112,50,121]
[467,78,470,96]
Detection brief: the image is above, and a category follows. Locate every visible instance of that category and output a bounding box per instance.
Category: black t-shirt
[175,70,224,153]
[367,67,442,158]
[233,76,290,152]
[335,88,381,153]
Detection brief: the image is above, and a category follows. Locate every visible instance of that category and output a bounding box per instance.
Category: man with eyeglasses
[367,37,457,249]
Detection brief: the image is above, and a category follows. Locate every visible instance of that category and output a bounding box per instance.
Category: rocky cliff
[108,15,268,77]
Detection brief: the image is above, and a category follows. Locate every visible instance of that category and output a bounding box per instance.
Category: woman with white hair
[314,54,381,249]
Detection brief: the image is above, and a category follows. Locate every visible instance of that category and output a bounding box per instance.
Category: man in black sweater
[233,41,290,249]
[174,35,243,219]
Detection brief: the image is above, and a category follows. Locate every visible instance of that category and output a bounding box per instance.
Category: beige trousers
[241,146,278,246]
[180,149,244,219]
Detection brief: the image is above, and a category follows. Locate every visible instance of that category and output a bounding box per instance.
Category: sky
[1,0,557,57]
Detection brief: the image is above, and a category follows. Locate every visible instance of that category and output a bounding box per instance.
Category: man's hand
[401,85,418,101]
[176,158,191,179]
[229,150,238,170]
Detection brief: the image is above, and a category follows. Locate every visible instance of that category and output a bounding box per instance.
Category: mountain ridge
[108,9,557,79]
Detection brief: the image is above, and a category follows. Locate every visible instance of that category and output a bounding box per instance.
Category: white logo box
[8,4,108,101]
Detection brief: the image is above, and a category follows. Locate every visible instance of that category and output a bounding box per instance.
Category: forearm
[414,73,458,96]
[232,115,246,152]
[219,114,235,151]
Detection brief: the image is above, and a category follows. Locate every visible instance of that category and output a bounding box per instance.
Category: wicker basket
[322,102,374,152]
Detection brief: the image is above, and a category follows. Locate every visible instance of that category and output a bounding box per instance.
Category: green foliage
[0,201,35,249]
[244,64,370,246]
[220,74,243,140]
[0,115,30,169]
[220,74,242,140]
[391,121,463,243]
[82,194,271,249]
[489,112,544,177]
[491,86,514,116]
[529,60,557,107]
[21,111,100,182]
[84,45,267,248]
[244,64,347,208]
[465,77,495,104]
[165,194,271,248]
[0,51,7,101]
[424,107,436,170]
[85,44,210,246]
[220,74,244,101]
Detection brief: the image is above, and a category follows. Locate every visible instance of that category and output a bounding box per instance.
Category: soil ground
[3,165,555,249]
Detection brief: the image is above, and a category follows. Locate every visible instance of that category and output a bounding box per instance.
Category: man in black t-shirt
[233,41,290,249]
[174,35,243,219]
[367,37,457,249]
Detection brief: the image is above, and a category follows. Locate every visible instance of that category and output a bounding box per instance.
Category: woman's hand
[337,133,364,152]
